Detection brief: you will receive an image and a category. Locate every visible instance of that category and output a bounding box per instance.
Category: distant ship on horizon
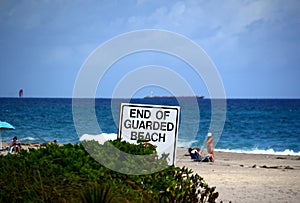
[144,95,204,98]
[143,91,204,99]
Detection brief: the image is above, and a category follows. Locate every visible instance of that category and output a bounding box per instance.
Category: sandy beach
[176,147,300,203]
[2,142,299,202]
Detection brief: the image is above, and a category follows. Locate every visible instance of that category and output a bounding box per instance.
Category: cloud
[126,0,298,45]
[0,0,299,97]
[126,1,268,42]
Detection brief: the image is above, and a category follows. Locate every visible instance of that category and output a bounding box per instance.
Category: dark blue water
[0,98,299,155]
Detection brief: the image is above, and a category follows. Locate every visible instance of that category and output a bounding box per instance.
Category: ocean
[1,98,299,155]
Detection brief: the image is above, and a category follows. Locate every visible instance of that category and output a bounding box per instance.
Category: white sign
[118,103,180,166]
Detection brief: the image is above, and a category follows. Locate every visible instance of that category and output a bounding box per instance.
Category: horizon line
[1,96,300,99]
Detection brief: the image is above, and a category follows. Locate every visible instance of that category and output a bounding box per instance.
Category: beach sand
[176,147,300,203]
[2,142,299,202]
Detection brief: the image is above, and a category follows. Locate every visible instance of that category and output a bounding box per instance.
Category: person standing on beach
[206,133,214,162]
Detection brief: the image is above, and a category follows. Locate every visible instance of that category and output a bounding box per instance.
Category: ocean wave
[20,137,37,141]
[79,134,199,148]
[215,148,300,156]
[79,134,300,156]
[80,133,118,144]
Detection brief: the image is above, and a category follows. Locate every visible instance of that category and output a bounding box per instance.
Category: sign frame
[118,103,180,166]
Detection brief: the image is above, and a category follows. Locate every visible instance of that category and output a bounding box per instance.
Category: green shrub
[82,139,168,175]
[0,140,219,203]
[80,183,118,203]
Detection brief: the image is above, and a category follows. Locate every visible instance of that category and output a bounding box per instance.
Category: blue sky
[0,0,299,98]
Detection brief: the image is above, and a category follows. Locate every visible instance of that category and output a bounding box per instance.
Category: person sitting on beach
[188,147,201,160]
[206,132,215,162]
[9,136,21,153]
[188,147,213,162]
[30,140,57,147]
[41,140,57,146]
[204,153,214,162]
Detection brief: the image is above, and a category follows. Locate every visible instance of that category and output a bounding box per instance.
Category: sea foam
[20,137,37,141]
[215,148,300,156]
[79,133,300,156]
[80,133,118,144]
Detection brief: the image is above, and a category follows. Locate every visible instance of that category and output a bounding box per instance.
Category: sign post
[118,103,180,166]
